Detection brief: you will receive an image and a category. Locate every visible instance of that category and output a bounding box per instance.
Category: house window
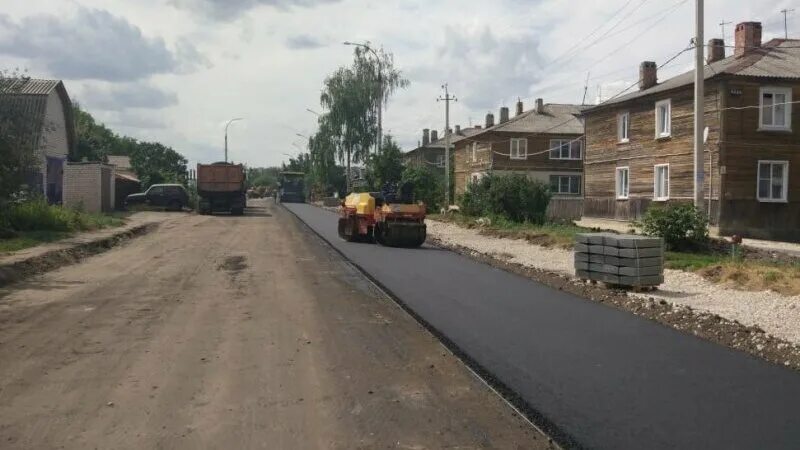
[510,138,527,159]
[655,99,671,138]
[654,164,669,201]
[435,154,445,167]
[549,139,582,160]
[760,87,792,130]
[472,142,478,162]
[757,160,789,202]
[471,172,484,184]
[618,112,630,143]
[549,175,582,195]
[616,167,629,199]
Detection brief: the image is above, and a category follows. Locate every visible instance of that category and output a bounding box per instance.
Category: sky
[0,0,795,168]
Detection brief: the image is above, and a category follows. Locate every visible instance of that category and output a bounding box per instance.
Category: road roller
[337,182,426,248]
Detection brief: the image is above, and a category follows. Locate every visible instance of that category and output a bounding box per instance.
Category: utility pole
[224,118,243,163]
[437,84,456,208]
[782,9,795,39]
[582,72,591,105]
[719,20,732,40]
[693,0,705,211]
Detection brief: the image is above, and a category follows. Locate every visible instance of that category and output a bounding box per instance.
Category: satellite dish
[703,126,709,144]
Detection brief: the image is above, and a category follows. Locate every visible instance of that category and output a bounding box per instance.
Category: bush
[401,165,444,212]
[460,174,551,224]
[640,203,709,251]
[2,199,122,234]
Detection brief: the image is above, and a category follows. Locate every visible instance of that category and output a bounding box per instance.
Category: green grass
[663,251,728,271]
[0,230,73,253]
[0,200,128,254]
[430,213,589,249]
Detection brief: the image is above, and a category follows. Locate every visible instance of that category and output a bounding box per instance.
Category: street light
[224,117,243,163]
[295,132,309,139]
[306,108,321,116]
[343,41,382,155]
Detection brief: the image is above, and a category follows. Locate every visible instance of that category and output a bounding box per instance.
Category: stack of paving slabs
[574,233,664,287]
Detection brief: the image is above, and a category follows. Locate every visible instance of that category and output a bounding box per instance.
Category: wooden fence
[547,197,584,222]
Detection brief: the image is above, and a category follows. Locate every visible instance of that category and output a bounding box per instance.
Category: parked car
[125,184,189,211]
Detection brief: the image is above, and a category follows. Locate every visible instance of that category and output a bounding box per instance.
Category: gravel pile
[427,219,800,347]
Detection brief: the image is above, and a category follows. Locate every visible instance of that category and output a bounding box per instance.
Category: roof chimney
[485,113,495,128]
[475,125,482,130]
[639,61,657,90]
[422,129,430,146]
[431,129,438,142]
[455,125,461,135]
[516,98,524,116]
[499,107,510,123]
[735,22,762,58]
[707,38,725,64]
[535,98,544,114]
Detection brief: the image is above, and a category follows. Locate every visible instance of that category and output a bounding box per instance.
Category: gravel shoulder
[427,219,800,367]
[0,200,549,449]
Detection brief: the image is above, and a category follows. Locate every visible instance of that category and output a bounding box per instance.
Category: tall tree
[318,45,408,190]
[367,135,404,189]
[0,71,39,210]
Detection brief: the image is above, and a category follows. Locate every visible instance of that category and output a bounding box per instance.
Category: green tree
[129,142,188,188]
[367,135,404,189]
[401,165,444,212]
[0,72,41,232]
[318,45,408,189]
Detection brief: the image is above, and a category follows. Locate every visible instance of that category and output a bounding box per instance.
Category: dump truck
[337,182,426,248]
[278,171,305,203]
[197,162,246,215]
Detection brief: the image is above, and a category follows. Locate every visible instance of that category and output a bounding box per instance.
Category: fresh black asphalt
[285,203,800,450]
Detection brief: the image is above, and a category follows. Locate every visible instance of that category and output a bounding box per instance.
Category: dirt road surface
[0,199,547,449]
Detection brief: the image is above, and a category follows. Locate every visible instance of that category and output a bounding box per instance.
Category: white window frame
[510,138,527,160]
[759,87,792,131]
[756,160,789,203]
[653,164,670,201]
[549,174,582,195]
[616,166,630,200]
[549,139,583,160]
[471,142,478,162]
[435,154,445,168]
[655,99,671,139]
[617,112,630,143]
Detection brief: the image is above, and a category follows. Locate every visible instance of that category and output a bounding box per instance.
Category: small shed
[63,162,116,213]
[107,155,141,209]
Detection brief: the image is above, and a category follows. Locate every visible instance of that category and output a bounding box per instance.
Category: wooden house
[404,126,483,172]
[582,22,800,241]
[453,99,586,197]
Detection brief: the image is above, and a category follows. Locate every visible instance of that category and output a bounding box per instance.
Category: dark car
[125,184,189,211]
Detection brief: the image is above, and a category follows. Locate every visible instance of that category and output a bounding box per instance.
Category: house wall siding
[584,83,721,220]
[718,79,800,240]
[454,131,584,197]
[41,90,69,159]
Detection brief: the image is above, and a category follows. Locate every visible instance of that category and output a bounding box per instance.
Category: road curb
[0,222,159,289]
[281,203,569,450]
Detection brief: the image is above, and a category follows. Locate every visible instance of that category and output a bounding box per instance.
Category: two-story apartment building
[454,99,586,197]
[404,126,483,171]
[582,22,800,241]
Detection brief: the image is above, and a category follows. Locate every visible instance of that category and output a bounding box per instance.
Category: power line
[782,8,796,39]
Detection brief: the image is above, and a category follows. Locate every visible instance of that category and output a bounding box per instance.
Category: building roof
[467,104,587,141]
[107,155,133,170]
[586,39,800,110]
[0,78,76,154]
[404,126,485,157]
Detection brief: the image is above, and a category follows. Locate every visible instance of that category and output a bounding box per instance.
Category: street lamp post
[344,41,382,155]
[224,118,243,163]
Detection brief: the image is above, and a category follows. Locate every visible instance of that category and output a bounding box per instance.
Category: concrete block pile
[574,233,664,287]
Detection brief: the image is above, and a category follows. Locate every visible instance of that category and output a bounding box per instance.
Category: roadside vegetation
[436,194,800,295]
[0,199,125,253]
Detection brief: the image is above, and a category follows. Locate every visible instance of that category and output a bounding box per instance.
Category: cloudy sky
[0,0,795,167]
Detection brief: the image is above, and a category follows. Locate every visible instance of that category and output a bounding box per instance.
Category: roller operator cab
[337,182,427,248]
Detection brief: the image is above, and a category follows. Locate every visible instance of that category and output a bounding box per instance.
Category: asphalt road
[285,202,800,450]
[0,200,548,449]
